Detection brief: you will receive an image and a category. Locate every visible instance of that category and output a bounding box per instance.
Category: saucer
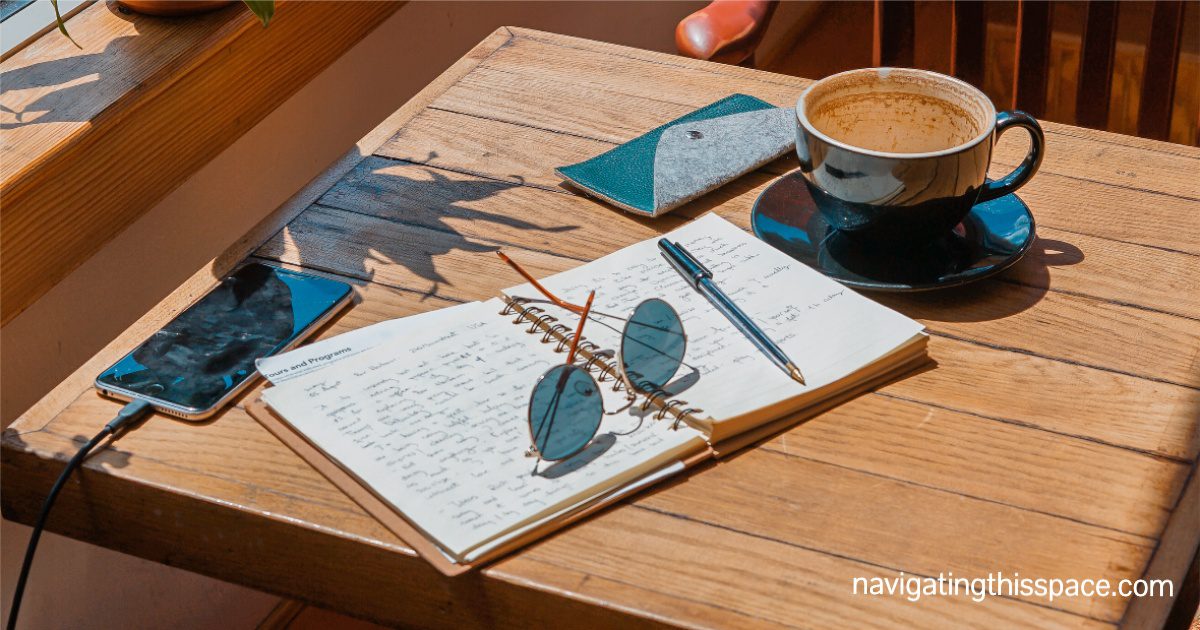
[750,171,1036,292]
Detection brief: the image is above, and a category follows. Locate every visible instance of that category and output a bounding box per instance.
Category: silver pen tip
[787,363,806,385]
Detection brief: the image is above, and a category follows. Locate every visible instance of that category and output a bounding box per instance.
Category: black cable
[6,399,153,630]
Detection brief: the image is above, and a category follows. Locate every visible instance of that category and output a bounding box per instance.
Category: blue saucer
[750,171,1036,292]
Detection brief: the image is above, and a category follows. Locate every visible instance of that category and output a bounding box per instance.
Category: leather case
[556,94,796,217]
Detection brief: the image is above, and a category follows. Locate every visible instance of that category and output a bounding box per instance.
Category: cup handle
[977,110,1045,203]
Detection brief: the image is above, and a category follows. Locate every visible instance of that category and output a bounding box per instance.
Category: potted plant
[50,0,274,46]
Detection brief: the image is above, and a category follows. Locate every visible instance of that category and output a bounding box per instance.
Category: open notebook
[248,214,928,574]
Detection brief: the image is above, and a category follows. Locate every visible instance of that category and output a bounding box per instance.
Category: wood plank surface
[5,26,1199,629]
[0,0,403,325]
[269,157,1200,390]
[224,273,1189,540]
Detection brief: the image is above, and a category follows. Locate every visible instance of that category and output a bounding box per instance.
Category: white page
[462,459,686,563]
[257,301,493,384]
[504,213,925,423]
[262,298,704,558]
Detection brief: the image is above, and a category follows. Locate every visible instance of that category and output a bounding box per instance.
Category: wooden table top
[4,28,1199,629]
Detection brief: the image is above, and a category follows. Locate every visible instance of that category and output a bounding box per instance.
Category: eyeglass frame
[501,252,690,468]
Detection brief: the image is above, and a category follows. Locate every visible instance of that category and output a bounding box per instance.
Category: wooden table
[4,28,1198,629]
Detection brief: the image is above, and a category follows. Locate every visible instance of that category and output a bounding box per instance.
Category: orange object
[496,251,588,315]
[675,0,777,65]
[565,291,595,365]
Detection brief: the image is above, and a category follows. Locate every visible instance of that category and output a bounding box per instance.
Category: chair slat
[1013,0,1053,116]
[873,0,915,67]
[1137,0,1186,141]
[951,0,987,88]
[1075,1,1120,129]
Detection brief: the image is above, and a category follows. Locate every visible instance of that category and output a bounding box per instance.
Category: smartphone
[96,263,353,419]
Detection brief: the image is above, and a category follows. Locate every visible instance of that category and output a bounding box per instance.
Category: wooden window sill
[0,0,402,325]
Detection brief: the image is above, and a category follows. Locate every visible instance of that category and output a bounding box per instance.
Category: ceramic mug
[794,67,1044,245]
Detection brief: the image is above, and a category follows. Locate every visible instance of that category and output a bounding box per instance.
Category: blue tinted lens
[620,298,686,393]
[528,364,603,461]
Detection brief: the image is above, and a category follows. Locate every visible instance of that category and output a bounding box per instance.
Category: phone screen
[96,263,351,414]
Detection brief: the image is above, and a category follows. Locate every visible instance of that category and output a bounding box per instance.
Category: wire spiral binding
[656,399,686,421]
[638,385,669,411]
[546,324,572,345]
[502,297,703,430]
[514,306,544,325]
[529,314,556,334]
[674,408,704,430]
[583,348,614,377]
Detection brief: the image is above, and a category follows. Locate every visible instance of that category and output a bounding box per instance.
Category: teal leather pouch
[556,94,795,217]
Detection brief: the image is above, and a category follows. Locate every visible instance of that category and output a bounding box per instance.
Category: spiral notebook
[247,214,928,575]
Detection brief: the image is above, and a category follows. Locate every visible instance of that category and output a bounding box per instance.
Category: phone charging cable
[6,399,153,630]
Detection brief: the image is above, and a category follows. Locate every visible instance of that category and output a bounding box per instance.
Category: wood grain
[4,26,1199,629]
[320,149,1200,318]
[951,0,986,88]
[3,12,508,441]
[459,33,1200,199]
[1137,0,1187,141]
[871,0,915,67]
[1075,1,1120,130]
[0,0,403,325]
[249,255,1200,463]
[420,52,1200,254]
[229,272,1191,541]
[11,386,1162,623]
[262,158,1200,389]
[1013,0,1052,117]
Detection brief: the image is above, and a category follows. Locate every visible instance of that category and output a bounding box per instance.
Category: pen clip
[674,242,712,279]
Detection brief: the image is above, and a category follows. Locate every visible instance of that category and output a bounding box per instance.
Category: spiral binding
[544,323,571,344]
[500,297,704,431]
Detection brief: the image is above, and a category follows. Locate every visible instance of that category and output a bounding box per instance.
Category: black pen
[658,239,805,385]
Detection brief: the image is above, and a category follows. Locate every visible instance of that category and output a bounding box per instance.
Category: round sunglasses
[499,253,690,469]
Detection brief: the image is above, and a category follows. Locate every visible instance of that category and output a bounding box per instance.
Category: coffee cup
[794,67,1044,245]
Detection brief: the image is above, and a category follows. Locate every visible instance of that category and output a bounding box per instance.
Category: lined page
[504,213,925,424]
[262,298,705,559]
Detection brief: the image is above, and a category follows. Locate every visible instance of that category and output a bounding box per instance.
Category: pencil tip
[787,364,806,385]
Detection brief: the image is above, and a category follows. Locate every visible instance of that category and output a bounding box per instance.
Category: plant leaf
[50,0,82,48]
[242,0,274,27]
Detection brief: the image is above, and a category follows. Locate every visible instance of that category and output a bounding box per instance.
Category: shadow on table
[873,236,1085,323]
[0,37,140,129]
[286,158,580,300]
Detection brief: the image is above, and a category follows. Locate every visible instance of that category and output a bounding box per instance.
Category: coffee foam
[804,69,992,154]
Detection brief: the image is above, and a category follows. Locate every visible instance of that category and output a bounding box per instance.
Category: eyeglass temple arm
[566,291,595,365]
[496,251,586,314]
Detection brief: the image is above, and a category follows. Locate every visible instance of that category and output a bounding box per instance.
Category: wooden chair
[675,0,1191,142]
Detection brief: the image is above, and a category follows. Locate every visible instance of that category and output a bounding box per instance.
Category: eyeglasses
[499,252,688,471]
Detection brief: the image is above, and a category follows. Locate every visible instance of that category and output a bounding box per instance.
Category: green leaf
[242,0,274,27]
[50,0,82,48]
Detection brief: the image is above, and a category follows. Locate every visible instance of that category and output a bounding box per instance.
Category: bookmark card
[556,94,795,217]
[256,301,494,384]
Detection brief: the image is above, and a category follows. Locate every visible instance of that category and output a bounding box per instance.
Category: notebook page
[462,459,685,563]
[261,298,705,559]
[503,213,925,424]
